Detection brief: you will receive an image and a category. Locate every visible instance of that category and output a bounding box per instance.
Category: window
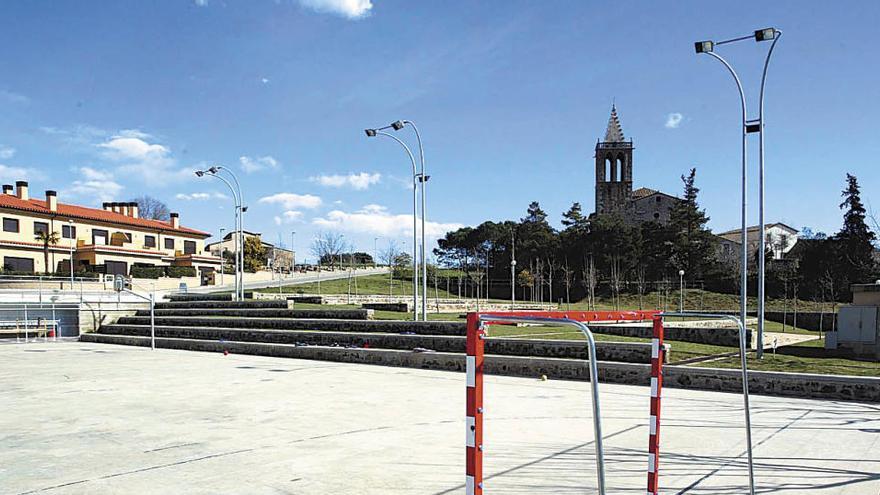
[165,238,175,250]
[656,196,662,203]
[92,229,109,245]
[34,222,49,235]
[145,235,156,248]
[62,224,76,239]
[653,213,660,220]
[3,218,19,233]
[184,240,196,255]
[4,256,34,272]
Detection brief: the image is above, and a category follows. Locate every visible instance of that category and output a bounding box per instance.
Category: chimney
[46,190,57,212]
[15,181,28,201]
[120,203,129,217]
[103,202,112,211]
[170,212,179,229]
[112,202,121,214]
[129,202,139,218]
[2,184,12,195]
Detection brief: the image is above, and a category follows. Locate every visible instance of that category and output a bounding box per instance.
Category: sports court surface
[2,342,878,494]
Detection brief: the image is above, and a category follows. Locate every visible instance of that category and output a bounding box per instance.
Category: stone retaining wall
[156,300,289,310]
[81,334,880,402]
[114,316,468,336]
[255,292,557,312]
[140,308,374,320]
[592,323,747,347]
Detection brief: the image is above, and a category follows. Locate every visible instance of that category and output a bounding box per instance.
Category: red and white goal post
[465,310,663,495]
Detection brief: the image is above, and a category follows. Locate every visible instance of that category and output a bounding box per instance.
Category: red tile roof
[0,194,210,237]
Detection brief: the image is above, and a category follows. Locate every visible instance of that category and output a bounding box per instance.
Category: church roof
[631,187,657,199]
[604,104,625,143]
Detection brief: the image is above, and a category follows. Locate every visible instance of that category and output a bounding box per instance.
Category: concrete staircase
[82,298,662,384]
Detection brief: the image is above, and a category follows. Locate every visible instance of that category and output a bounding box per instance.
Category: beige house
[206,230,295,271]
[717,223,799,260]
[0,181,222,279]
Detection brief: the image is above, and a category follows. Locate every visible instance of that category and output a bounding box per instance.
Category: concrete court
[1,342,878,495]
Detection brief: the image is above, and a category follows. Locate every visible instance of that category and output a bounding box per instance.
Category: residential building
[717,223,799,260]
[0,181,221,278]
[206,230,294,271]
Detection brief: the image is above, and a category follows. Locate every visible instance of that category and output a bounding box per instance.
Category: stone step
[154,300,289,310]
[134,308,373,319]
[165,293,233,302]
[114,316,467,336]
[97,324,662,363]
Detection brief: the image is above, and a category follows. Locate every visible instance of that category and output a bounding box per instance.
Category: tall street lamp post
[366,120,429,321]
[365,125,419,321]
[68,219,74,286]
[679,269,685,312]
[695,27,782,360]
[196,167,242,300]
[219,227,225,287]
[291,231,296,273]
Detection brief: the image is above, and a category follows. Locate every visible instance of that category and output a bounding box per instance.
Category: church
[592,105,680,224]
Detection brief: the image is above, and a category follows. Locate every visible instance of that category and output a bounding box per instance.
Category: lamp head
[679,269,685,276]
[195,170,205,177]
[754,27,777,42]
[365,128,377,137]
[391,120,405,131]
[207,166,219,174]
[694,40,714,54]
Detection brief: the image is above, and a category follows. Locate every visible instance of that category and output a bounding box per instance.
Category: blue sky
[1,1,878,260]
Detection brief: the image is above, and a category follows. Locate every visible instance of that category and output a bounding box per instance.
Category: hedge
[166,266,197,278]
[130,265,164,279]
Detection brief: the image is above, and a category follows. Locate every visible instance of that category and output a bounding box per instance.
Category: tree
[35,230,60,274]
[310,232,345,269]
[131,195,170,221]
[380,240,401,295]
[667,168,716,280]
[243,236,266,272]
[834,173,877,290]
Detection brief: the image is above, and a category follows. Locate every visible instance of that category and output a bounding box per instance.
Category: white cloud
[297,0,373,19]
[0,164,36,182]
[310,172,381,190]
[261,77,270,84]
[65,167,124,202]
[239,155,280,173]
[95,131,192,186]
[665,112,683,129]
[194,0,208,6]
[175,191,228,201]
[259,192,322,210]
[312,204,463,239]
[274,210,304,225]
[0,145,14,160]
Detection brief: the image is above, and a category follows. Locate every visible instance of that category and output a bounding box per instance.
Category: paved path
[1,342,878,494]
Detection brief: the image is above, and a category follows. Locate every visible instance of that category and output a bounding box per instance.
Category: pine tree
[834,173,877,289]
[561,202,585,228]
[667,168,716,279]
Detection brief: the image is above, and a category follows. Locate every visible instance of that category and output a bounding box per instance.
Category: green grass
[702,352,880,377]
[264,274,462,299]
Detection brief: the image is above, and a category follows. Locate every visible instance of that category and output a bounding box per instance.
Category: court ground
[1,342,878,494]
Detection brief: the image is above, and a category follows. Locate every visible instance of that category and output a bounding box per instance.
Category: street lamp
[365,125,419,321]
[374,236,379,269]
[195,167,243,300]
[68,219,74,286]
[366,119,429,320]
[291,231,296,273]
[510,230,516,307]
[694,27,782,360]
[678,269,685,312]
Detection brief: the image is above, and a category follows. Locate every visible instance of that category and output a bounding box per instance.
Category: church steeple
[604,104,625,143]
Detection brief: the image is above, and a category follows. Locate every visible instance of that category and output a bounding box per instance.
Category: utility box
[832,283,880,360]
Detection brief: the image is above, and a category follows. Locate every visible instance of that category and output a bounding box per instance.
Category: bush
[166,266,197,278]
[130,265,164,279]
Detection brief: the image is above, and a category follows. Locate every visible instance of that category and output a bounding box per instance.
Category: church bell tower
[594,104,634,215]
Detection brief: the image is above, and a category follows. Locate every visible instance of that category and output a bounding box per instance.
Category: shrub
[130,265,164,279]
[166,266,197,278]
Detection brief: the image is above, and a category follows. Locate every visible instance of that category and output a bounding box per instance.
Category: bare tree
[131,195,170,221]
[635,264,647,310]
[581,255,598,311]
[545,257,556,305]
[310,231,345,270]
[380,240,400,297]
[561,258,574,310]
[609,255,622,310]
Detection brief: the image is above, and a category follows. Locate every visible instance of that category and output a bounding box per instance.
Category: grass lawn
[266,273,462,299]
[702,351,880,377]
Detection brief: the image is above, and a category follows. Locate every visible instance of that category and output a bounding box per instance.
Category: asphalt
[1,342,878,494]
